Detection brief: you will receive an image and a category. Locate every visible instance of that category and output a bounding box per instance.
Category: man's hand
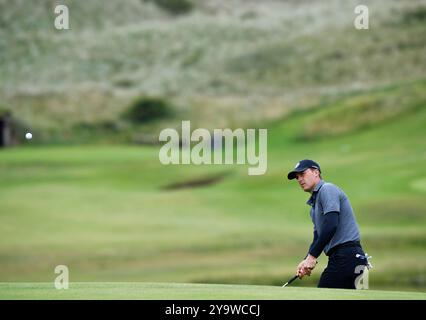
[296,254,317,278]
[304,254,317,269]
[296,260,305,278]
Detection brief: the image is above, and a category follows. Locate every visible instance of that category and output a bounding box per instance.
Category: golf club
[282,275,299,287]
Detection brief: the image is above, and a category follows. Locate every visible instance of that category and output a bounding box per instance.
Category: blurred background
[0,0,425,292]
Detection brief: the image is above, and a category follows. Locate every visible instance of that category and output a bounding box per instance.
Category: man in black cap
[287,159,369,289]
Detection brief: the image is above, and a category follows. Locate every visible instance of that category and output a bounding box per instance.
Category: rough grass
[1,0,426,135]
[297,80,426,140]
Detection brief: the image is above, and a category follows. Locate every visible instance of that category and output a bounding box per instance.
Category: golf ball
[25,132,32,140]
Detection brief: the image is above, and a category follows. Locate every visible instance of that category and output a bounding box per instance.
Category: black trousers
[318,244,368,289]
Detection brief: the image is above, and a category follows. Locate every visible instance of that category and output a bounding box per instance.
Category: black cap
[287,159,321,180]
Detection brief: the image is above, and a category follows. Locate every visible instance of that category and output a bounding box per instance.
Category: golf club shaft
[282,275,298,287]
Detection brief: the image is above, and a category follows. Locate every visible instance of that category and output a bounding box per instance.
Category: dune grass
[1,0,426,133]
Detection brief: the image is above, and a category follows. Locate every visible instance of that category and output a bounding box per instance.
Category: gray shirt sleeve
[313,181,361,254]
[319,184,341,214]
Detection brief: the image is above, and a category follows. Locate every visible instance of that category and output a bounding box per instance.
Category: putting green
[0,282,425,300]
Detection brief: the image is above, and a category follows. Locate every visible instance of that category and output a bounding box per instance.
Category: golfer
[287,159,368,289]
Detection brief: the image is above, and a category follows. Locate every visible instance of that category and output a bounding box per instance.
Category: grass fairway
[0,282,425,300]
[0,82,425,295]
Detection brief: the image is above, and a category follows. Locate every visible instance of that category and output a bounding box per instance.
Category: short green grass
[0,282,424,300]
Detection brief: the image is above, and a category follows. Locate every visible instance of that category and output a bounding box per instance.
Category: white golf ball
[25,132,32,140]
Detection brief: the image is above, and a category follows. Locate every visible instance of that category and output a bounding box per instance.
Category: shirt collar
[306,180,325,206]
